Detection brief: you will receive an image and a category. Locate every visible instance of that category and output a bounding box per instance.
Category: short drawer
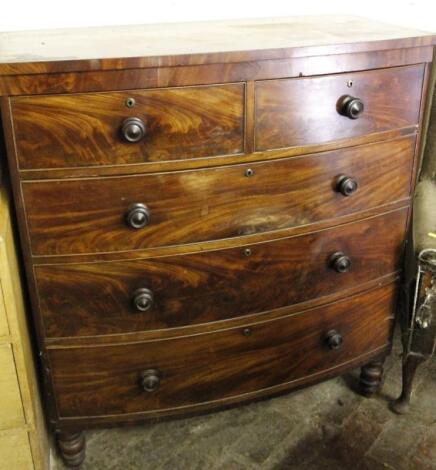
[255,65,423,151]
[36,208,407,338]
[24,136,414,256]
[11,83,245,170]
[0,343,25,429]
[49,283,395,418]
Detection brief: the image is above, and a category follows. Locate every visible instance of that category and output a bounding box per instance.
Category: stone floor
[51,332,435,470]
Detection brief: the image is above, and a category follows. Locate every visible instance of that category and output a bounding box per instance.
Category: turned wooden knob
[121,117,146,142]
[336,175,358,196]
[140,369,160,392]
[339,95,364,119]
[330,252,351,273]
[132,288,154,312]
[325,330,343,350]
[125,203,151,229]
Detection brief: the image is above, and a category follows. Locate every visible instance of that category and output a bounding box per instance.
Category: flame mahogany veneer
[0,16,434,468]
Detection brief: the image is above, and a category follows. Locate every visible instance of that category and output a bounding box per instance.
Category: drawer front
[24,137,414,256]
[12,84,245,170]
[255,65,423,151]
[36,208,407,338]
[50,283,395,417]
[0,429,33,470]
[0,343,25,429]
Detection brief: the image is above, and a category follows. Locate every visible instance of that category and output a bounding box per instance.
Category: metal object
[339,95,364,119]
[392,248,436,414]
[125,97,136,108]
[410,249,436,333]
[121,117,146,142]
[132,288,154,312]
[330,252,351,273]
[346,80,353,88]
[415,302,432,329]
[336,175,358,196]
[125,203,151,229]
[140,369,160,392]
[325,330,343,350]
[243,327,252,336]
[245,168,254,177]
[243,248,252,257]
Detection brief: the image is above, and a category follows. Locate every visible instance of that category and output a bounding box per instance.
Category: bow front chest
[0,16,434,467]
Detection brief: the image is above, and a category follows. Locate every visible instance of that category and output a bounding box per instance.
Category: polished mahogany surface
[23,137,414,256]
[36,209,407,338]
[0,19,433,462]
[12,84,245,169]
[0,16,433,75]
[255,65,424,150]
[49,283,395,419]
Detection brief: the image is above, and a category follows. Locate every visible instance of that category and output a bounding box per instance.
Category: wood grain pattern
[15,127,418,182]
[0,18,432,443]
[1,47,433,98]
[35,208,407,338]
[23,136,415,256]
[12,84,245,170]
[26,200,411,266]
[56,346,390,428]
[255,65,424,150]
[48,283,395,418]
[0,16,434,75]
[44,273,399,347]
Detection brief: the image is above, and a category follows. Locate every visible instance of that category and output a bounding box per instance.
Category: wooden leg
[359,359,385,397]
[57,431,86,468]
[391,352,425,414]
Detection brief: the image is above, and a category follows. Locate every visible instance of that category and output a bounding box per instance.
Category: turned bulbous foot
[57,431,86,468]
[359,359,385,397]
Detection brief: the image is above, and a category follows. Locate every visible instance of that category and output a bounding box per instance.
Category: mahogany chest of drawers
[0,16,434,467]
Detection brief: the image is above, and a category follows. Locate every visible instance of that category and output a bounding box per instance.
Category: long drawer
[23,136,414,256]
[36,208,407,338]
[49,283,395,418]
[255,65,423,151]
[11,83,245,170]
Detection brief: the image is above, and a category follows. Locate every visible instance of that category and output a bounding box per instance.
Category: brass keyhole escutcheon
[125,97,136,108]
[243,327,252,337]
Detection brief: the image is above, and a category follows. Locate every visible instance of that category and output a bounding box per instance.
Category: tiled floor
[51,332,435,470]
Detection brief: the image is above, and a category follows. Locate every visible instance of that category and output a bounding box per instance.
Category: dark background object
[393,80,436,414]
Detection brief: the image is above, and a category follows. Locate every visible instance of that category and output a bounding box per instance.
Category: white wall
[0,0,435,32]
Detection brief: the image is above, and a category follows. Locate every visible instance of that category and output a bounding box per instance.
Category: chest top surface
[0,16,434,75]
